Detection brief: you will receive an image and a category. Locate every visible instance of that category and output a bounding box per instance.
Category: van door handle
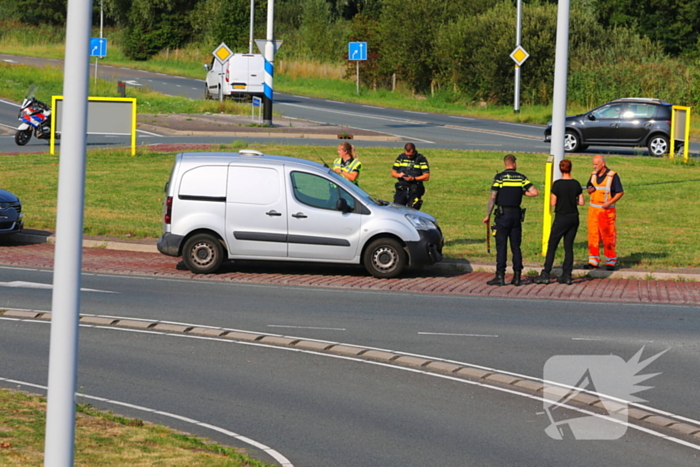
[292,212,307,219]
[266,210,282,217]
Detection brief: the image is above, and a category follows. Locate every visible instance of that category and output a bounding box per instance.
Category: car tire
[204,83,212,100]
[15,129,32,146]
[648,135,669,157]
[563,131,580,152]
[182,233,224,274]
[363,238,406,279]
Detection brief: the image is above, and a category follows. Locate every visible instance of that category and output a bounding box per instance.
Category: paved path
[2,235,700,306]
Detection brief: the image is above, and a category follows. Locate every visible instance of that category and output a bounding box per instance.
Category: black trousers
[394,183,425,208]
[495,211,522,274]
[543,213,580,275]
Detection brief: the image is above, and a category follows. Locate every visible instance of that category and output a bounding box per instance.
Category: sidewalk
[3,230,699,305]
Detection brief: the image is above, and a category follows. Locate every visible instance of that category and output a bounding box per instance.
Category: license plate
[233,85,246,89]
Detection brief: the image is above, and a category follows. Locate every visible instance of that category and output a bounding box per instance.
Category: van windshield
[327,170,389,206]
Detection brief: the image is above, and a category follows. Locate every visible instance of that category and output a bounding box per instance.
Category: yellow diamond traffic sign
[510,46,529,66]
[213,42,233,64]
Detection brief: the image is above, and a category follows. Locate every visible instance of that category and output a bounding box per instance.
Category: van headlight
[406,214,436,231]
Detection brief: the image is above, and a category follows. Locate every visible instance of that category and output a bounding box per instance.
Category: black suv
[544,98,677,156]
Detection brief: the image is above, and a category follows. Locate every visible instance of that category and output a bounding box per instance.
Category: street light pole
[514,0,522,114]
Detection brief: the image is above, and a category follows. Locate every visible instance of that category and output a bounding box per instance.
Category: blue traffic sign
[252,96,262,107]
[348,42,367,61]
[90,38,108,58]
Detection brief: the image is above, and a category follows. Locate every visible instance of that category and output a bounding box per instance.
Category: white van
[157,151,444,278]
[204,54,264,99]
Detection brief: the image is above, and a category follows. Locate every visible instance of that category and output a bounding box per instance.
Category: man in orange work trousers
[586,155,624,271]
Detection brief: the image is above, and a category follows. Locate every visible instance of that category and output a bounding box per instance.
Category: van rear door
[225,164,288,257]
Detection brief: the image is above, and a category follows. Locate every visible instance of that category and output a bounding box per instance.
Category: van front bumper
[406,228,444,267]
[157,233,184,257]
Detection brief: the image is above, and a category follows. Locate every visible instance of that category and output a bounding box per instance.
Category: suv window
[592,104,623,119]
[623,104,657,119]
[291,171,356,211]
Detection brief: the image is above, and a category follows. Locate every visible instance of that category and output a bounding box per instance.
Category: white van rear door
[285,170,361,262]
[225,164,288,257]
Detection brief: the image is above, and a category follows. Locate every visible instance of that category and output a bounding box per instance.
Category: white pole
[43,0,92,465]
[514,0,522,113]
[263,0,275,125]
[249,0,255,54]
[549,0,571,182]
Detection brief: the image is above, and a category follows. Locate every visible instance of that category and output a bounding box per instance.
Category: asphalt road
[5,53,692,156]
[1,265,699,465]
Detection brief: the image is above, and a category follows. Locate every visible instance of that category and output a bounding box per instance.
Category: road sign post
[212,43,233,103]
[348,42,367,95]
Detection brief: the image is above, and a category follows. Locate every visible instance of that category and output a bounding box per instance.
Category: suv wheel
[648,135,669,156]
[363,238,406,279]
[182,233,224,274]
[564,131,580,152]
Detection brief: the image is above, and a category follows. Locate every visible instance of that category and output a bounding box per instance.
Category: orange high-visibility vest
[589,170,617,208]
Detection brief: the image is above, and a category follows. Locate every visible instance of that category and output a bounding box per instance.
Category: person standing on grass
[483,154,538,287]
[391,143,430,210]
[534,159,584,285]
[585,154,624,270]
[333,142,361,185]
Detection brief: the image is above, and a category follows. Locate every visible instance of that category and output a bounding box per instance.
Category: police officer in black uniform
[391,143,430,210]
[483,154,538,286]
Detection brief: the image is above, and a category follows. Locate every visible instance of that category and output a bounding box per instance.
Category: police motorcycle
[15,85,56,146]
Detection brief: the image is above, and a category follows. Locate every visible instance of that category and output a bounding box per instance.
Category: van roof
[177,152,327,170]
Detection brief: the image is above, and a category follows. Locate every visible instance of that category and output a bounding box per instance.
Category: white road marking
[3,59,18,63]
[268,325,346,331]
[120,80,142,87]
[418,332,498,338]
[136,129,164,137]
[499,121,543,128]
[572,337,605,341]
[0,281,116,293]
[0,123,18,130]
[291,95,310,99]
[325,100,345,104]
[404,111,427,115]
[0,98,20,107]
[449,116,474,121]
[362,105,382,109]
[0,376,294,467]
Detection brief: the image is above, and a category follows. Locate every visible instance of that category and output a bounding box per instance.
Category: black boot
[487,273,505,286]
[558,273,573,285]
[511,271,522,287]
[533,271,550,284]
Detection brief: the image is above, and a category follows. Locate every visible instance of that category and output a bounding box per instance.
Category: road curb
[3,306,700,442]
[137,124,402,141]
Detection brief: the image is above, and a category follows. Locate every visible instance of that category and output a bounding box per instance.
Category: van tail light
[225,69,229,83]
[164,196,172,224]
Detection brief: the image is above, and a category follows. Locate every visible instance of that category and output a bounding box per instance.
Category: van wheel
[204,83,212,100]
[364,238,406,279]
[182,234,224,274]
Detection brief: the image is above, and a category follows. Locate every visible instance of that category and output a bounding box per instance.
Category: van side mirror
[203,63,210,71]
[336,198,352,213]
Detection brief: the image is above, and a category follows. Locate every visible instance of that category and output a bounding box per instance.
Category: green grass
[2,145,699,270]
[0,388,273,466]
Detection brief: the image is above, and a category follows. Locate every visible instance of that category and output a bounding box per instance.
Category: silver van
[157,150,443,278]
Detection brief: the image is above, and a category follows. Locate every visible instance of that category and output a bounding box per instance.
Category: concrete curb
[137,124,402,141]
[13,230,700,282]
[3,307,699,442]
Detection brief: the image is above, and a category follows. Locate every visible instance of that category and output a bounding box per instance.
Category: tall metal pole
[549,0,571,182]
[44,0,92,464]
[542,0,571,255]
[249,0,255,54]
[263,0,275,126]
[513,0,522,114]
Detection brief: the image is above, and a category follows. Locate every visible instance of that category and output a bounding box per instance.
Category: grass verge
[0,388,273,466]
[2,145,699,270]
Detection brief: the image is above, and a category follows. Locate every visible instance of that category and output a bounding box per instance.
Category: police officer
[333,142,362,185]
[391,143,430,210]
[483,154,538,286]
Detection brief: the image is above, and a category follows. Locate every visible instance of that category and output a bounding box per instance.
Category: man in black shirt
[391,143,430,210]
[483,154,538,286]
[534,159,584,285]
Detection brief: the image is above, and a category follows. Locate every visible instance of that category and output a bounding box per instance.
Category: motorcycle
[15,85,56,146]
